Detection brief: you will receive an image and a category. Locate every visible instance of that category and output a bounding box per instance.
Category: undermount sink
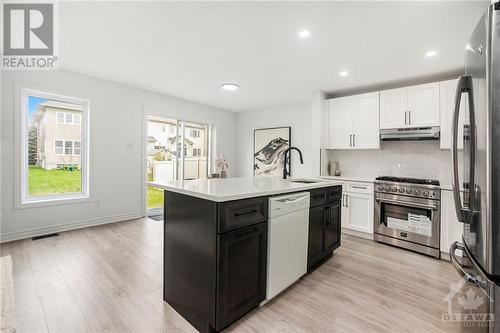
[289,179,321,184]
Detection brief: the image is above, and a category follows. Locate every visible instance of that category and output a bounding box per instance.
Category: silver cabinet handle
[351,185,367,189]
[353,134,355,147]
[349,134,352,147]
[405,111,407,125]
[451,75,476,224]
[408,110,411,125]
[345,194,349,207]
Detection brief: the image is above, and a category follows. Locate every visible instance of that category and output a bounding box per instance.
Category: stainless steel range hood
[380,127,440,141]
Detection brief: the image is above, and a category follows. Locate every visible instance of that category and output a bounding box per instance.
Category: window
[20,88,89,205]
[64,141,73,155]
[55,111,80,125]
[54,140,64,154]
[190,129,200,138]
[146,116,214,212]
[54,140,78,155]
[74,141,81,155]
[56,112,65,124]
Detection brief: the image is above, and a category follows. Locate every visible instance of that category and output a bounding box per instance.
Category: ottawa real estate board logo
[2,2,59,70]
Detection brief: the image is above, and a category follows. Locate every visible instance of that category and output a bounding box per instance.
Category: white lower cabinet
[341,182,374,235]
[440,190,464,256]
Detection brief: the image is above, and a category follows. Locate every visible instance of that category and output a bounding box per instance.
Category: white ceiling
[59,1,489,112]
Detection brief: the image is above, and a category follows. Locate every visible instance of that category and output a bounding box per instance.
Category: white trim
[146,207,163,217]
[0,212,142,243]
[341,227,374,240]
[16,85,91,208]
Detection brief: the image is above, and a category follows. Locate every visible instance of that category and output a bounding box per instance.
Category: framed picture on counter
[253,126,291,177]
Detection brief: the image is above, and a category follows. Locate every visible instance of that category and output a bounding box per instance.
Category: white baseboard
[0,212,143,243]
[146,207,163,216]
[342,227,374,240]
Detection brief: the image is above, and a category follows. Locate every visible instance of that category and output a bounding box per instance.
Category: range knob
[423,191,430,197]
[406,189,412,194]
[414,190,421,195]
[391,187,398,192]
[398,188,404,193]
[385,187,391,191]
[377,186,383,191]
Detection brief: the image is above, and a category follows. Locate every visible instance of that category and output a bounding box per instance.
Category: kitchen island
[149,177,343,333]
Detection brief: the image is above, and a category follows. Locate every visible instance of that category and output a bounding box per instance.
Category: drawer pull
[234,209,259,217]
[235,227,258,237]
[351,185,367,189]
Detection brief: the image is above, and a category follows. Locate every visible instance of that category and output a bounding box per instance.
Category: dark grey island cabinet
[307,186,342,270]
[162,184,342,333]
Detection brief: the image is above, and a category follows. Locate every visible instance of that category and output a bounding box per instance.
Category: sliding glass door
[146,116,214,214]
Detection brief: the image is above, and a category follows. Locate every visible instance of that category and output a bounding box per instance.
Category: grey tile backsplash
[320,141,463,188]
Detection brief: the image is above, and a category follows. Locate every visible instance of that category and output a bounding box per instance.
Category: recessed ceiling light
[221,83,239,91]
[339,71,349,77]
[298,30,310,38]
[425,50,437,57]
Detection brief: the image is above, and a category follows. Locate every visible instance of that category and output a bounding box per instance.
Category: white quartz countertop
[148,177,344,202]
[320,175,375,183]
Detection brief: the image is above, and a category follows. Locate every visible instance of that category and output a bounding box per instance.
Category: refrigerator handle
[449,241,484,287]
[451,75,475,223]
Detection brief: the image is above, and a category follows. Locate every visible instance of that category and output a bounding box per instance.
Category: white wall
[1,69,237,242]
[234,102,313,178]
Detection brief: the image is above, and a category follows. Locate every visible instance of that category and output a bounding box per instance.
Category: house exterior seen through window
[22,89,89,204]
[146,116,214,211]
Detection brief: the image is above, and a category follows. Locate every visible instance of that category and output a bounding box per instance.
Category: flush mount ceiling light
[298,30,310,38]
[339,71,349,77]
[221,83,239,91]
[425,50,437,58]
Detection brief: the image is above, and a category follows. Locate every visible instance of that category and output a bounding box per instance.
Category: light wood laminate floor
[0,218,473,332]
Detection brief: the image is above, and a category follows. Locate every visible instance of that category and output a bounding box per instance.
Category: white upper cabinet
[353,92,380,149]
[407,82,440,128]
[327,92,379,150]
[380,82,440,129]
[380,87,407,129]
[440,79,465,150]
[328,96,353,149]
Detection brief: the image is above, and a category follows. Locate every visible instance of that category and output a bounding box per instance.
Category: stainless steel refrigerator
[449,2,499,332]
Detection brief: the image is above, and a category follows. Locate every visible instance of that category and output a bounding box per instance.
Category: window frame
[54,140,64,155]
[17,86,90,208]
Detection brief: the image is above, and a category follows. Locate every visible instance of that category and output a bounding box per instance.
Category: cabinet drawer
[346,181,373,194]
[309,188,328,207]
[327,186,342,201]
[218,197,268,233]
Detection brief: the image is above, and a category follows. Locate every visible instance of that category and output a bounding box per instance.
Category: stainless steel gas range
[373,176,441,258]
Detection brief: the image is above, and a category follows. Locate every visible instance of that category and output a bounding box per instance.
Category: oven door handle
[375,198,438,211]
